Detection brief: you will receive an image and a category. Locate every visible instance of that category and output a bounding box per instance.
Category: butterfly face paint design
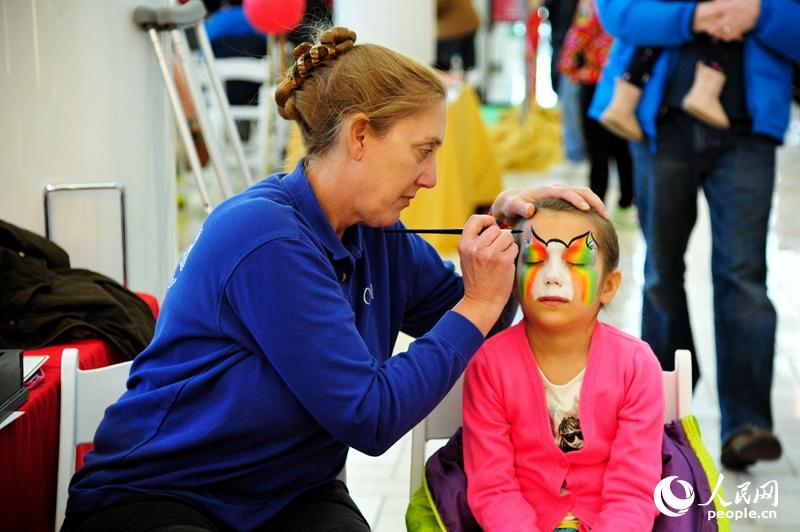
[519,229,599,306]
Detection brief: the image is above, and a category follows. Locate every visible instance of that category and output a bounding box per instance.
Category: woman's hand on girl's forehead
[490,185,608,226]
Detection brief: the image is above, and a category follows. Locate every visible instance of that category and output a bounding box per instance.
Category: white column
[334,0,435,64]
[0,0,176,298]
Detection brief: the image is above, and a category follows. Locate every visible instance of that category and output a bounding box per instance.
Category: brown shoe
[720,425,782,470]
[600,77,644,141]
[682,61,730,129]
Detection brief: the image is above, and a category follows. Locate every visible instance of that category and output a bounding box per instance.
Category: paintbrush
[383,228,522,235]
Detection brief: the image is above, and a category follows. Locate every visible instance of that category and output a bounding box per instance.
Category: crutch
[191,10,255,186]
[154,2,238,198]
[154,0,255,187]
[134,3,214,213]
[162,3,243,199]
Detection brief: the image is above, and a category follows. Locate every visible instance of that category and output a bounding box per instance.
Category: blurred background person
[287,0,334,47]
[591,0,800,470]
[544,0,586,162]
[436,0,481,72]
[204,0,266,106]
[559,0,634,223]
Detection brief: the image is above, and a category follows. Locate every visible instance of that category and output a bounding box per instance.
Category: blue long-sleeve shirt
[589,0,800,145]
[65,161,483,530]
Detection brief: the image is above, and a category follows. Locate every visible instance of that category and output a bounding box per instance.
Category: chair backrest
[409,375,464,494]
[55,348,133,530]
[212,57,268,121]
[662,349,692,422]
[202,56,271,174]
[408,349,693,495]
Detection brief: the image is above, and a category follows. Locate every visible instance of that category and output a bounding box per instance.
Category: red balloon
[243,0,306,36]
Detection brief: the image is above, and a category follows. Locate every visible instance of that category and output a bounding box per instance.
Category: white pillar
[0,0,176,298]
[334,0,435,64]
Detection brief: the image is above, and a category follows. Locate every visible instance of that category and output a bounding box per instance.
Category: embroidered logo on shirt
[167,225,203,291]
[363,284,374,305]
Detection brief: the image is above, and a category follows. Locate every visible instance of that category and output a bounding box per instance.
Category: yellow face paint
[519,231,548,301]
[563,232,598,306]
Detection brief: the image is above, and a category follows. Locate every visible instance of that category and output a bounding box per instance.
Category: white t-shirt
[539,367,586,527]
[539,367,585,452]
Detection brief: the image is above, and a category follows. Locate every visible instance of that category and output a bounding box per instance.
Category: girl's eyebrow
[530,228,594,249]
[415,137,442,146]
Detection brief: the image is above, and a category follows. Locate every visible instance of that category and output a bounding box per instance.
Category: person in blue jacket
[62,27,604,532]
[589,0,800,470]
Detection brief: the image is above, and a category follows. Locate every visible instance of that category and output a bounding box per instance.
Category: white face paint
[532,242,574,301]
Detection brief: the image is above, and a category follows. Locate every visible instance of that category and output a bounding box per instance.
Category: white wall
[0,0,176,298]
[334,0,435,64]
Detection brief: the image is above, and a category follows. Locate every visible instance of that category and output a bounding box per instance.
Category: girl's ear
[599,268,622,306]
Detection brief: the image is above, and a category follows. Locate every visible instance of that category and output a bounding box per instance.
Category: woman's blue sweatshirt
[66,162,483,530]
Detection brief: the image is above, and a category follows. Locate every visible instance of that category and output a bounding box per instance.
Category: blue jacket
[66,162,484,530]
[588,0,800,145]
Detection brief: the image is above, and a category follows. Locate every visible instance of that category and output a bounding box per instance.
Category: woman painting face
[352,101,447,227]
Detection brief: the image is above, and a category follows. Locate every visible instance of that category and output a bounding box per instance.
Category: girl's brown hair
[274,27,446,158]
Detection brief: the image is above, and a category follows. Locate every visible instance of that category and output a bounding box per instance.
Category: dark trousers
[62,481,370,532]
[579,83,634,208]
[631,110,777,444]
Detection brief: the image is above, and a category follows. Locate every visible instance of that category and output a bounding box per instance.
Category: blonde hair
[274,27,446,158]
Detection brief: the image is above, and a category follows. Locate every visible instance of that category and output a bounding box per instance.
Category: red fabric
[526,11,541,56]
[135,292,160,321]
[0,293,158,532]
[558,0,613,85]
[526,11,542,93]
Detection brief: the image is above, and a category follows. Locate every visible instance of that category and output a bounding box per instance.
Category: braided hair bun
[275,27,357,121]
[273,27,444,159]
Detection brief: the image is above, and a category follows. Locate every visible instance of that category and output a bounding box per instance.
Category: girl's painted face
[518,227,599,307]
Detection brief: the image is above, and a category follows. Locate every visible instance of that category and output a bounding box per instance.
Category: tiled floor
[176,106,800,530]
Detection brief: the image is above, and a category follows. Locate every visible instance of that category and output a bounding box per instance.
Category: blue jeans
[559,76,587,162]
[632,111,777,445]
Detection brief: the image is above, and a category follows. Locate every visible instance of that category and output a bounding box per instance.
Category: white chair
[409,349,693,495]
[202,57,276,177]
[55,348,133,531]
[663,349,693,422]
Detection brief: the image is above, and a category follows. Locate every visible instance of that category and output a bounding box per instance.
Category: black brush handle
[383,228,522,235]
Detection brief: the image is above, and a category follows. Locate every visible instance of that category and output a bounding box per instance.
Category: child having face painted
[463,198,664,532]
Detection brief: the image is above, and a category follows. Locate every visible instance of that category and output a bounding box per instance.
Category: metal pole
[194,23,255,186]
[264,34,276,174]
[171,28,235,199]
[145,27,213,213]
[43,183,130,287]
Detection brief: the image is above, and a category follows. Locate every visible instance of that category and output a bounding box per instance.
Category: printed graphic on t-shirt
[557,415,584,452]
[541,367,585,453]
